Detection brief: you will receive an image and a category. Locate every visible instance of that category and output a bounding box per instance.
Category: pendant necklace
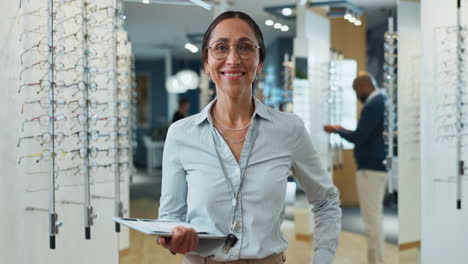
[212,112,252,144]
[217,128,248,144]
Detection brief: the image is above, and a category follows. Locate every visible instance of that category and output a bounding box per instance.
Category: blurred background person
[172,97,191,123]
[324,72,387,264]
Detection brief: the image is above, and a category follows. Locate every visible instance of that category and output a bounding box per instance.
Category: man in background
[172,97,190,123]
[324,72,387,264]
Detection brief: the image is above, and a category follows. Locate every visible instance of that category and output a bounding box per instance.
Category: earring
[207,74,211,82]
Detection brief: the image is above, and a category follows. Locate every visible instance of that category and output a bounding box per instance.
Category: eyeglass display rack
[48,0,59,249]
[328,48,344,170]
[454,0,464,210]
[18,0,134,249]
[113,2,131,232]
[112,1,121,233]
[82,0,92,241]
[383,17,398,192]
[131,55,138,158]
[432,0,467,210]
[399,55,420,160]
[281,52,294,112]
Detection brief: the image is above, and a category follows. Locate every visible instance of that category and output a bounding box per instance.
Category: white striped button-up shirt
[159,97,341,263]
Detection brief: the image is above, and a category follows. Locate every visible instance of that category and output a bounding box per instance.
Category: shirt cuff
[336,129,345,135]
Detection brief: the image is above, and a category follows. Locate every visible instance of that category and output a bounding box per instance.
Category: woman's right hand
[156,226,199,254]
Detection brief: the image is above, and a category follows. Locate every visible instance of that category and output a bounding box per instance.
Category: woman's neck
[212,94,254,128]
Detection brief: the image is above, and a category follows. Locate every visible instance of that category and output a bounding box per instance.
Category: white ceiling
[124,0,396,60]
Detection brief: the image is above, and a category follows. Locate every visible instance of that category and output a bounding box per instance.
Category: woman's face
[204,18,263,98]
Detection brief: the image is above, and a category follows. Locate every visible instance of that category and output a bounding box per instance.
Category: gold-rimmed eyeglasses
[208,41,260,60]
[18,149,68,165]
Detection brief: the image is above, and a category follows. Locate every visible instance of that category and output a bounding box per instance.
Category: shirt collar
[194,96,272,126]
[364,89,380,105]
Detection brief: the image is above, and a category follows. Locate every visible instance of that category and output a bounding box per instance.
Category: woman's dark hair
[201,11,266,67]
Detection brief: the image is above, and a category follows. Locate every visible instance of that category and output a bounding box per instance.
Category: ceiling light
[274,23,282,29]
[176,70,200,90]
[184,43,198,53]
[344,10,351,20]
[349,16,356,23]
[188,0,213,10]
[166,76,186,94]
[354,19,362,26]
[281,25,289,32]
[282,8,293,16]
[265,19,274,26]
[142,0,150,4]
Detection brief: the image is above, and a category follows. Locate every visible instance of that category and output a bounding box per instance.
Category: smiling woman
[155,10,342,264]
[202,12,265,102]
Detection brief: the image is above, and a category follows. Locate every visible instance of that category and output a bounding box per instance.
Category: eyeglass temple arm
[70,152,79,160]
[19,66,29,80]
[17,153,41,165]
[17,136,34,147]
[22,120,30,132]
[20,48,32,66]
[18,83,31,94]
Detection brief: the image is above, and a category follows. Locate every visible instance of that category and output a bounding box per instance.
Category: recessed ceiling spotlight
[265,19,274,26]
[274,23,282,29]
[354,19,362,26]
[281,25,289,32]
[344,10,351,20]
[349,15,356,23]
[185,43,198,53]
[282,8,293,16]
[142,0,150,4]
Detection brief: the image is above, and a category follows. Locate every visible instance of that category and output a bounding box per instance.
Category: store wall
[421,0,468,262]
[398,0,421,247]
[331,16,367,73]
[135,59,167,127]
[133,58,201,167]
[172,59,202,115]
[294,6,330,168]
[330,16,367,206]
[262,37,293,108]
[0,0,129,263]
[133,60,165,167]
[367,22,389,88]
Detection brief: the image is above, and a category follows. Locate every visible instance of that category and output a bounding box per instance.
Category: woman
[157,11,341,264]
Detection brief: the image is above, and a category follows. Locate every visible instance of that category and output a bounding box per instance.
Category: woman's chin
[217,85,251,98]
[225,89,250,98]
